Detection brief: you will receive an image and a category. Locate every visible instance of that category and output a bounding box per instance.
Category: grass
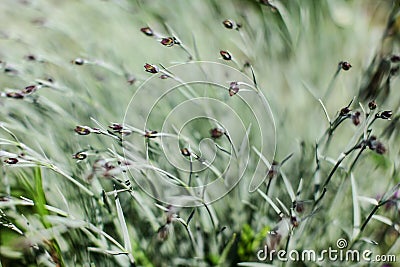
[0,0,399,266]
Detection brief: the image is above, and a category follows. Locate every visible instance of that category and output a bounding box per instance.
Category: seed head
[210,127,224,139]
[376,110,393,120]
[220,50,232,60]
[22,85,37,95]
[72,58,85,65]
[6,92,24,99]
[367,136,386,154]
[4,158,18,164]
[340,106,351,116]
[368,100,377,110]
[74,126,91,135]
[222,19,234,29]
[140,27,154,36]
[351,111,361,126]
[144,130,158,138]
[390,54,400,63]
[229,81,239,96]
[109,123,123,133]
[73,152,87,160]
[339,61,352,71]
[144,63,159,74]
[181,148,190,157]
[160,37,175,47]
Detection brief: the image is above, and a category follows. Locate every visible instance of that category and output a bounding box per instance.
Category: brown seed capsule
[73,152,87,160]
[72,58,85,65]
[368,100,377,110]
[4,158,18,164]
[140,27,154,36]
[390,54,400,63]
[6,92,24,99]
[367,136,386,154]
[144,130,158,138]
[210,128,224,139]
[229,81,239,96]
[340,107,351,116]
[109,123,123,133]
[159,74,169,79]
[144,63,159,74]
[351,111,361,126]
[339,61,352,71]
[22,85,37,95]
[181,148,190,157]
[220,50,232,60]
[161,37,175,47]
[222,19,234,29]
[376,110,393,120]
[74,126,91,135]
[25,54,36,61]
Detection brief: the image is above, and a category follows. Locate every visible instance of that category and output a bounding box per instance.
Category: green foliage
[0,0,399,266]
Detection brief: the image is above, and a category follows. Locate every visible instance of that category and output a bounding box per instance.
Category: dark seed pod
[160,74,169,79]
[22,85,37,95]
[390,54,400,63]
[140,27,154,36]
[229,81,239,96]
[339,61,352,71]
[144,63,159,74]
[74,126,91,135]
[144,130,158,138]
[340,107,351,116]
[222,19,234,29]
[72,58,85,65]
[210,128,224,139]
[24,54,36,61]
[351,111,361,126]
[368,100,377,110]
[109,123,123,133]
[181,148,190,157]
[161,37,175,47]
[73,152,87,160]
[376,110,393,120]
[220,50,232,60]
[6,92,24,99]
[4,158,18,164]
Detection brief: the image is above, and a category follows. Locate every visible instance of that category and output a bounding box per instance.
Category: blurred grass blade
[350,173,360,238]
[114,189,135,264]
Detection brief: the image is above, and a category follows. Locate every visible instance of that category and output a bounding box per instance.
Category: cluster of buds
[4,85,40,99]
